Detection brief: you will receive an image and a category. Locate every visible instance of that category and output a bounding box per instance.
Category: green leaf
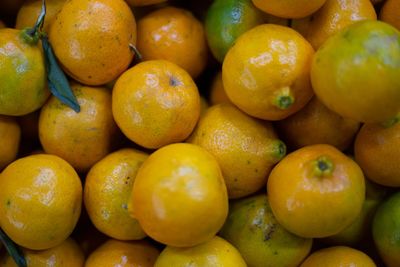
[0,229,27,267]
[41,36,81,112]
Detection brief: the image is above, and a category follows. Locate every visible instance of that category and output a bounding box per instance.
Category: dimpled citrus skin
[155,236,247,267]
[267,144,365,238]
[220,195,312,267]
[1,238,85,267]
[130,143,228,247]
[84,148,148,240]
[300,246,376,267]
[299,0,377,49]
[222,24,314,121]
[39,84,118,173]
[188,103,286,199]
[311,20,400,123]
[49,0,136,86]
[16,0,66,33]
[112,60,200,149]
[0,154,82,250]
[85,240,160,267]
[252,0,327,19]
[0,28,49,116]
[137,7,207,78]
[0,115,21,170]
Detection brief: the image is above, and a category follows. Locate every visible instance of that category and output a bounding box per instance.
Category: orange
[252,0,327,19]
[323,179,387,245]
[188,103,286,199]
[276,97,360,151]
[205,0,264,62]
[154,236,246,267]
[85,239,159,267]
[380,0,400,31]
[372,191,400,267]
[311,20,400,124]
[0,238,85,267]
[130,143,228,247]
[0,28,49,116]
[112,60,200,149]
[294,0,377,49]
[355,122,400,187]
[0,116,21,170]
[300,246,376,267]
[0,154,82,250]
[267,144,365,238]
[222,24,314,121]
[84,148,148,240]
[39,83,118,173]
[49,0,136,85]
[125,0,167,6]
[220,194,312,267]
[136,7,207,78]
[209,71,231,105]
[16,0,66,33]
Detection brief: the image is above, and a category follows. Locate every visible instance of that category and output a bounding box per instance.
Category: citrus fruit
[294,0,377,49]
[39,83,118,173]
[0,28,49,116]
[112,60,200,149]
[84,148,148,240]
[372,191,400,267]
[0,115,21,170]
[267,144,365,238]
[300,246,376,267]
[130,143,228,247]
[154,236,247,267]
[355,121,400,187]
[276,97,360,151]
[0,238,84,267]
[220,194,312,267]
[380,0,400,31]
[205,0,264,62]
[188,103,286,198]
[311,20,400,124]
[136,7,207,78]
[49,0,136,85]
[0,154,82,250]
[252,0,327,19]
[222,24,314,121]
[323,179,388,245]
[16,0,66,33]
[209,71,231,105]
[85,239,159,267]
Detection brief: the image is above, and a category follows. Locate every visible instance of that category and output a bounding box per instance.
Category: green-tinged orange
[267,144,365,238]
[130,143,228,247]
[0,154,82,250]
[205,0,264,62]
[0,28,49,116]
[1,238,85,267]
[84,148,148,240]
[0,116,20,170]
[372,192,400,267]
[220,194,312,267]
[155,236,247,267]
[85,239,159,267]
[188,103,286,199]
[311,20,400,124]
[223,24,314,121]
[300,246,376,267]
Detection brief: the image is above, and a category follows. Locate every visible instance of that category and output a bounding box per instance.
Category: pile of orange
[0,0,400,266]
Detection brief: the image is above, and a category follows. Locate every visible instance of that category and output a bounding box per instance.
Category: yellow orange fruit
[252,0,327,19]
[380,0,400,31]
[0,115,20,170]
